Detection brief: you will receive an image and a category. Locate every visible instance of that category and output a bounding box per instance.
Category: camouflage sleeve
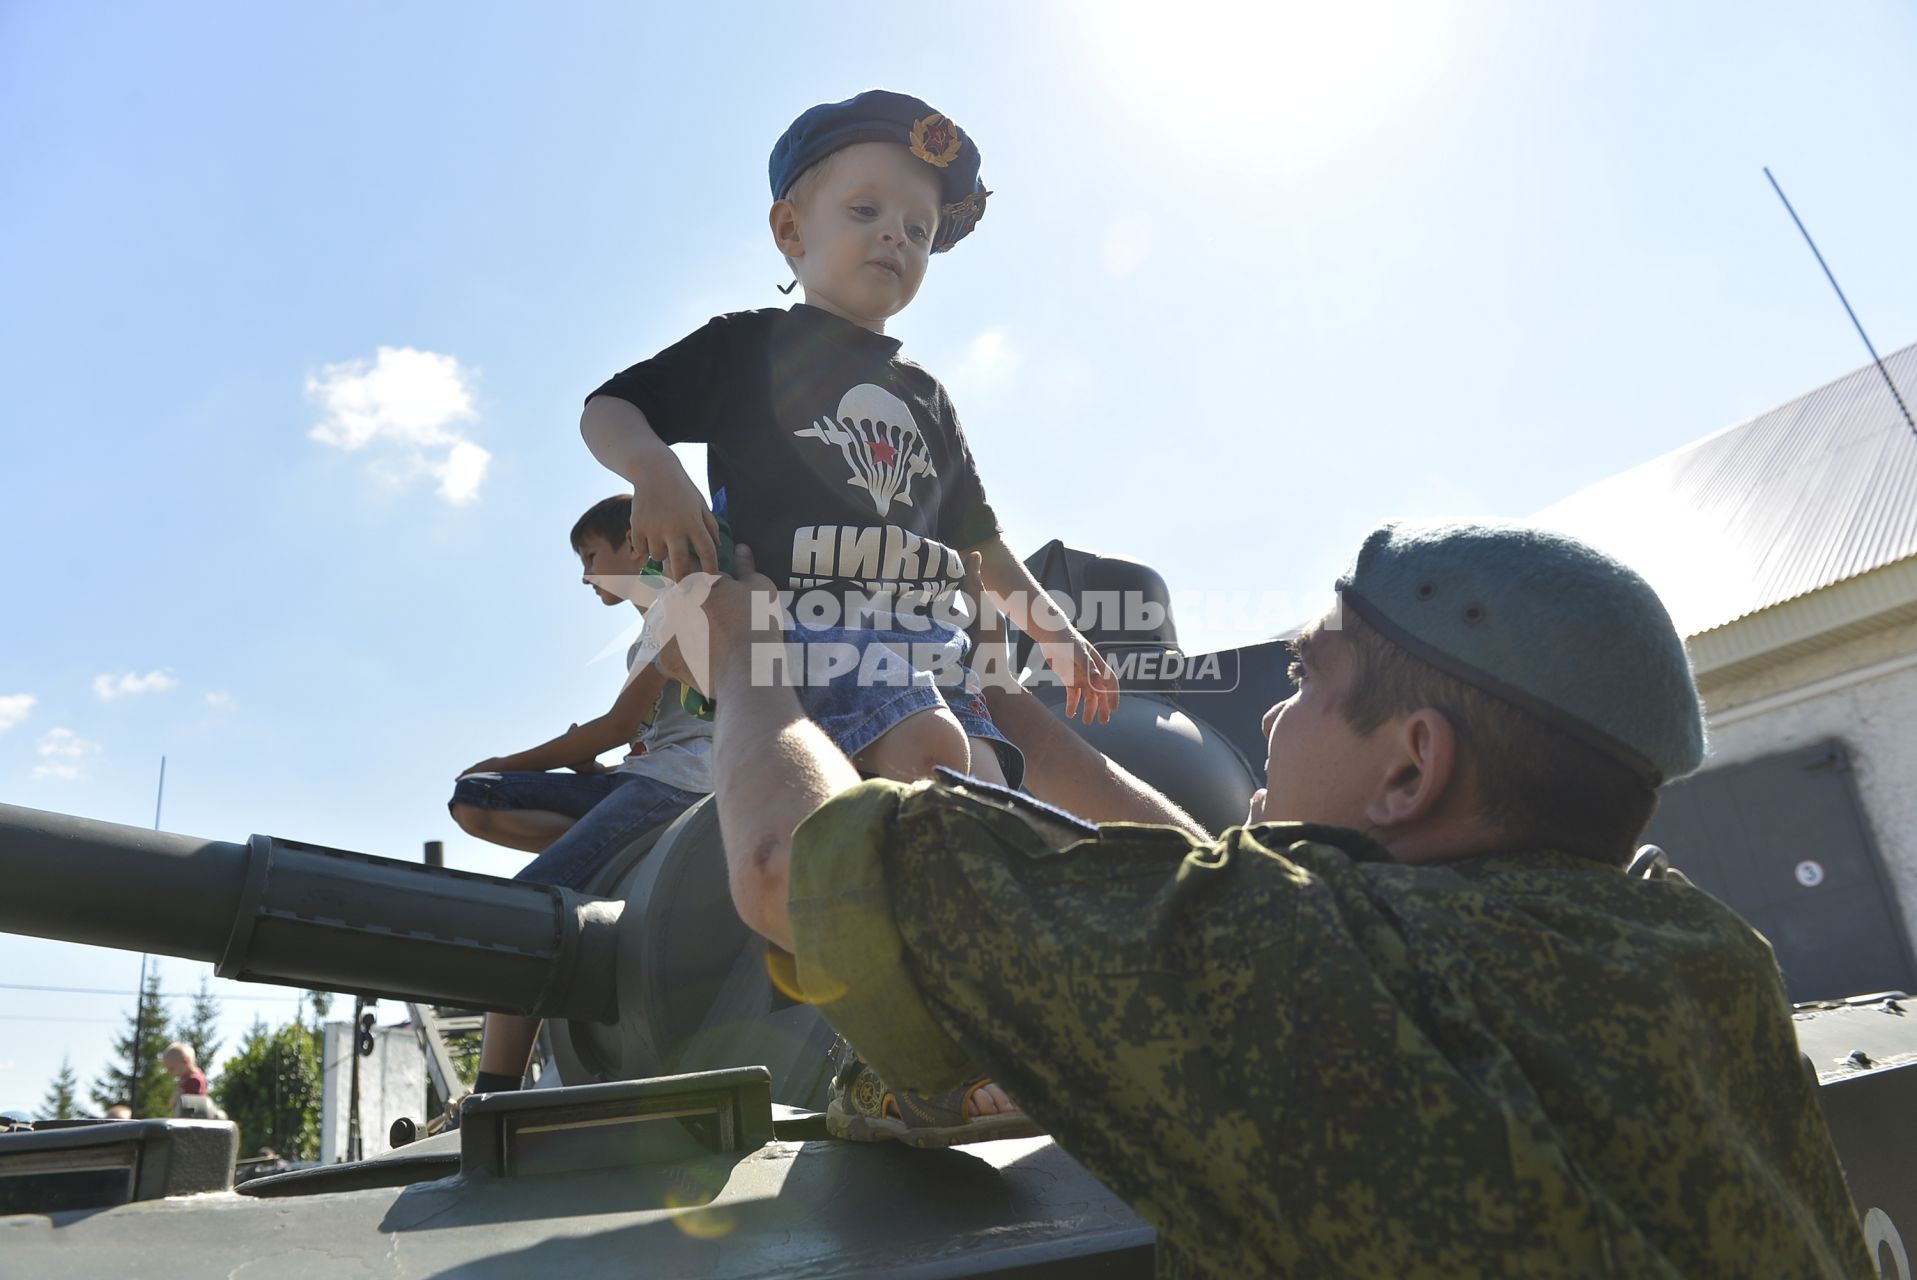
[788,776,1311,1274]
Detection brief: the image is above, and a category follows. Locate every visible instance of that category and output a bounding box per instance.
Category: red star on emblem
[870,439,898,464]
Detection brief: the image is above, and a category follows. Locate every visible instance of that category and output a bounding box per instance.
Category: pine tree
[40,1055,80,1120]
[214,1017,323,1159]
[89,966,174,1118]
[179,977,223,1071]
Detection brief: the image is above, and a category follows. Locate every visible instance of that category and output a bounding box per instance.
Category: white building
[1536,341,1917,1001]
[319,1019,427,1164]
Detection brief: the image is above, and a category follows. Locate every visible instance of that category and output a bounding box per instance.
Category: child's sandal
[823,1038,1043,1149]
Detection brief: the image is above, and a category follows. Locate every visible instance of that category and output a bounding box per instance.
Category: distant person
[655,523,1874,1275]
[451,494,712,1100]
[160,1042,208,1116]
[104,1104,132,1120]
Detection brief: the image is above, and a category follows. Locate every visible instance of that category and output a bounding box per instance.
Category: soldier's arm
[788,782,1295,1274]
[654,548,859,949]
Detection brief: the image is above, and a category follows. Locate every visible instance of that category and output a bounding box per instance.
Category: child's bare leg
[478,1013,541,1084]
[964,737,1008,787]
[852,706,970,782]
[450,804,576,854]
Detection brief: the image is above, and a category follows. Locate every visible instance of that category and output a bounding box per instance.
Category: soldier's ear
[769,200,805,260]
[1362,708,1460,831]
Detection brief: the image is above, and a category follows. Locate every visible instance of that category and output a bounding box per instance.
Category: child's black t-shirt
[589,304,1001,604]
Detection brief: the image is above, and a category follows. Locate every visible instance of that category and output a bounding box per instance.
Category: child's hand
[1039,630,1120,724]
[459,756,511,779]
[632,466,723,581]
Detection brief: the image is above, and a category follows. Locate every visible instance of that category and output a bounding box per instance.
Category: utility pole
[130,756,167,1112]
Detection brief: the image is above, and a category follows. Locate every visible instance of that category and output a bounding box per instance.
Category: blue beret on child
[769,89,990,253]
[1335,521,1705,785]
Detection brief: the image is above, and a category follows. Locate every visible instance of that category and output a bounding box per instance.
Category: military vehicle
[2,545,1915,1276]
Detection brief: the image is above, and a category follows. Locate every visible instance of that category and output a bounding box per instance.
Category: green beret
[1335,521,1705,785]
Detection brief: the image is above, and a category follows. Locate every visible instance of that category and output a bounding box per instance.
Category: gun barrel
[0,803,619,1022]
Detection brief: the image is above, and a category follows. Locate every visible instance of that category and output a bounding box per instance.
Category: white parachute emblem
[794,383,937,518]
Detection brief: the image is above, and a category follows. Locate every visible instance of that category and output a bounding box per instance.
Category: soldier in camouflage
[656,523,1875,1278]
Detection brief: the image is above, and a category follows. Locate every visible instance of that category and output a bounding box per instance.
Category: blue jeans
[450,768,636,819]
[451,770,705,891]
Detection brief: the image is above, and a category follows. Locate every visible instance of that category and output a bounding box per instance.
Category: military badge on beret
[909,114,964,168]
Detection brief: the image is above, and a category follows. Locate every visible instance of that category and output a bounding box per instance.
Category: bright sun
[1075,0,1451,171]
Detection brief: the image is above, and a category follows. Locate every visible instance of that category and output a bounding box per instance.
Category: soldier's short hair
[570,495,632,553]
[1332,610,1658,865]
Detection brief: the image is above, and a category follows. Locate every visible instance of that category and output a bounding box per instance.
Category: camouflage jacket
[787,778,1875,1279]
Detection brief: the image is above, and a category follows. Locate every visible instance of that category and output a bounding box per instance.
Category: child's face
[576,532,648,606]
[774,142,943,331]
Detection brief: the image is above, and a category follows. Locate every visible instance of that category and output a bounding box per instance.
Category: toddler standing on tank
[580,90,1118,793]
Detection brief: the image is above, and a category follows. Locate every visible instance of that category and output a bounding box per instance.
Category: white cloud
[437,439,491,504]
[204,690,235,710]
[33,728,101,782]
[93,670,179,701]
[948,330,1022,399]
[0,694,34,734]
[307,346,491,505]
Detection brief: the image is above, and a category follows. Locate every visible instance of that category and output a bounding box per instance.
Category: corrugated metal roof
[1533,341,1917,639]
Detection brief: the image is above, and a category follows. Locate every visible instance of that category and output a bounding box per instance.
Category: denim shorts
[449,768,636,819]
[783,622,1024,789]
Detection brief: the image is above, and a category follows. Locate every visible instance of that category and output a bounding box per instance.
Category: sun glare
[1077,0,1451,171]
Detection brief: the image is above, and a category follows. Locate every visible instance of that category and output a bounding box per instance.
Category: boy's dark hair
[1332,611,1658,866]
[570,495,633,553]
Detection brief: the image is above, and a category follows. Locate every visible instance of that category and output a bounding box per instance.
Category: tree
[90,966,173,1118]
[40,1056,80,1120]
[214,1018,322,1160]
[178,977,223,1072]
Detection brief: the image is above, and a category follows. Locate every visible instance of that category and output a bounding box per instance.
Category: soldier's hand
[648,544,775,696]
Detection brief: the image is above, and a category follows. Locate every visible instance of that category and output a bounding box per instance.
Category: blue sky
[2,1,1914,1112]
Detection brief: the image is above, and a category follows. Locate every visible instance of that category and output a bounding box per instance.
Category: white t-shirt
[616,618,712,795]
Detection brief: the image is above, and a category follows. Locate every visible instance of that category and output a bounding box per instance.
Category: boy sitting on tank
[449,494,712,1099]
[450,495,709,857]
[580,89,1119,804]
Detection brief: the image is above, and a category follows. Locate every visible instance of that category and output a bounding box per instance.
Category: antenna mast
[1763,167,1916,438]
